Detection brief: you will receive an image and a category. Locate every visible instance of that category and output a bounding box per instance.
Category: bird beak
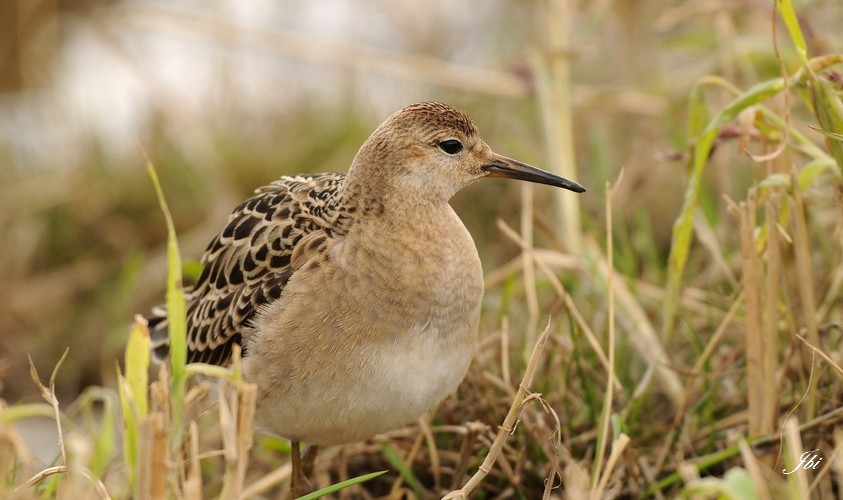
[483,154,586,193]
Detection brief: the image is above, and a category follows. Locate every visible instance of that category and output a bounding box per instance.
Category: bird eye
[437,139,463,155]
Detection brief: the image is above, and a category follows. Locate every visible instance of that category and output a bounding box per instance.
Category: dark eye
[437,139,463,155]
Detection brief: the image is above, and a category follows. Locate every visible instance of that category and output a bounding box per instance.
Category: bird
[145,101,585,496]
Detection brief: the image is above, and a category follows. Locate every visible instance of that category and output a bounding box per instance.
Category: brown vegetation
[2,0,842,498]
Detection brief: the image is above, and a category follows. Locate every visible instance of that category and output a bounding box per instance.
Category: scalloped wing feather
[148,173,347,365]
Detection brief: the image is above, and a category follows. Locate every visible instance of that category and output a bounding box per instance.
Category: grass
[2,0,843,498]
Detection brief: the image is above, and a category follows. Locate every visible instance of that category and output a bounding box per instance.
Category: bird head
[347,102,585,204]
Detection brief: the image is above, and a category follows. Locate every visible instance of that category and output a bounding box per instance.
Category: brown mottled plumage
[144,102,584,494]
[147,173,348,366]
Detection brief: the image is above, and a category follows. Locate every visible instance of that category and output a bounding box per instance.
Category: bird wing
[147,172,347,365]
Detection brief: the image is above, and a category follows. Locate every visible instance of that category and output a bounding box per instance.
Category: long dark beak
[483,154,586,193]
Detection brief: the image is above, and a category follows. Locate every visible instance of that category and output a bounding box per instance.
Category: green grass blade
[663,77,785,338]
[118,317,150,489]
[77,386,116,479]
[680,467,759,500]
[776,0,808,63]
[687,81,709,140]
[52,351,69,386]
[380,443,424,498]
[799,159,839,189]
[184,362,237,381]
[811,78,843,173]
[0,404,56,422]
[808,125,843,143]
[296,470,387,500]
[117,374,138,491]
[124,318,150,418]
[139,144,188,441]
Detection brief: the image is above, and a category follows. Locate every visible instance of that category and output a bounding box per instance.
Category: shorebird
[146,102,584,496]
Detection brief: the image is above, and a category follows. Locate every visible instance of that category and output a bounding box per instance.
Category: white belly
[249,320,476,446]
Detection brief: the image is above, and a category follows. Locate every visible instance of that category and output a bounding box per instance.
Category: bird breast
[245,203,484,445]
[343,205,484,318]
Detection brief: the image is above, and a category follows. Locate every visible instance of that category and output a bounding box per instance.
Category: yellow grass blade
[663,77,785,338]
[138,143,188,445]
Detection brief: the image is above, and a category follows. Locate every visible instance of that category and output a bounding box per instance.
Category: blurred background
[1,0,840,403]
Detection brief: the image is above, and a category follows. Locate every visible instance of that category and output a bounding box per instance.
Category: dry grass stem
[730,190,775,437]
[450,422,485,490]
[501,317,511,387]
[483,251,581,290]
[650,289,745,473]
[738,438,773,500]
[584,238,684,406]
[496,219,621,390]
[418,416,441,491]
[219,381,257,500]
[521,182,540,348]
[761,193,782,433]
[15,465,112,500]
[28,350,70,466]
[532,0,582,254]
[807,433,843,494]
[442,318,554,499]
[386,432,424,498]
[816,265,843,321]
[692,212,739,286]
[240,463,292,499]
[630,279,734,322]
[783,417,811,499]
[794,334,843,379]
[592,434,631,500]
[137,412,167,499]
[690,291,744,374]
[184,422,203,500]
[591,177,621,497]
[789,187,822,420]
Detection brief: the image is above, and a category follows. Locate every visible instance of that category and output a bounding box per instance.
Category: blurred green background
[0,0,839,404]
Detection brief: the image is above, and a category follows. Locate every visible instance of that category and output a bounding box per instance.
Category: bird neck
[341,172,452,223]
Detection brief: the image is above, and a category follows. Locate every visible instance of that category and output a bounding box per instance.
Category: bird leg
[301,445,320,477]
[289,441,318,498]
[290,440,302,499]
